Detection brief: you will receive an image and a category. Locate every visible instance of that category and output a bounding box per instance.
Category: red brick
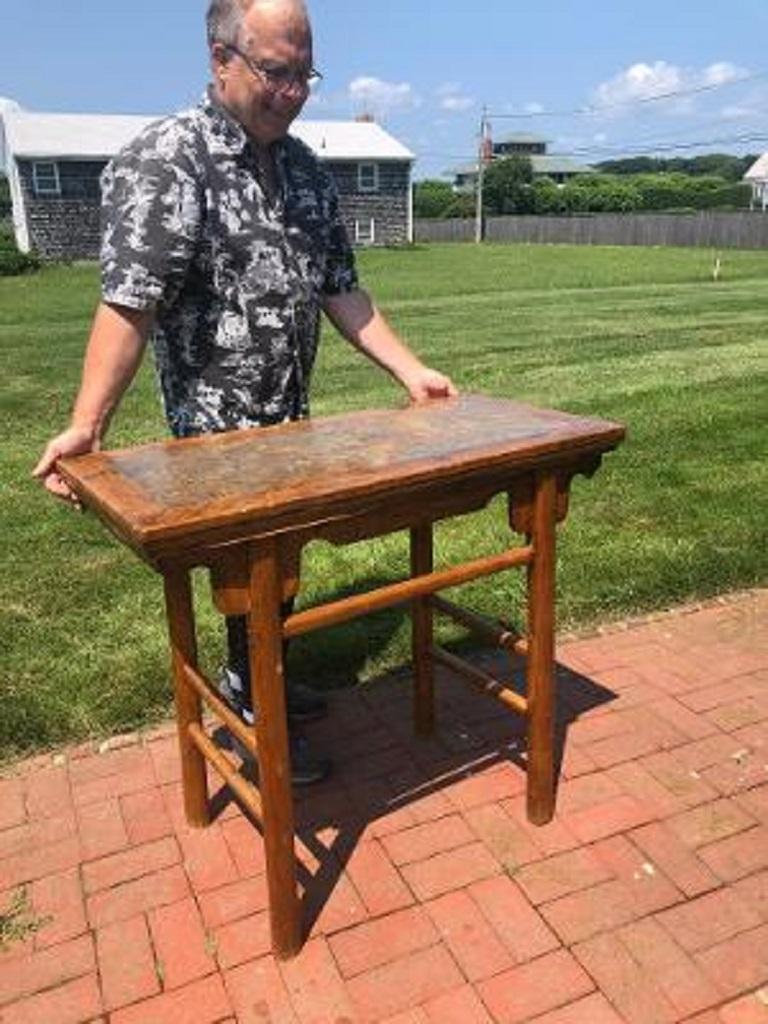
[77,799,129,862]
[0,837,81,889]
[463,802,542,870]
[607,760,687,817]
[225,956,297,1022]
[425,889,512,981]
[719,991,768,1023]
[96,915,159,1011]
[120,789,172,846]
[329,905,438,977]
[699,826,768,881]
[468,874,559,963]
[514,846,612,905]
[0,811,77,860]
[82,835,180,894]
[680,676,765,713]
[380,814,474,866]
[652,696,720,740]
[218,815,266,881]
[0,933,94,1005]
[736,784,768,824]
[422,984,494,1023]
[656,887,762,952]
[556,773,623,814]
[109,972,232,1024]
[582,727,662,769]
[630,822,720,898]
[592,834,683,914]
[149,897,214,989]
[563,793,654,844]
[445,762,526,810]
[30,867,87,949]
[197,875,269,930]
[668,799,757,848]
[347,944,464,1022]
[573,930,678,1024]
[540,878,639,944]
[72,762,156,807]
[641,750,719,807]
[279,935,358,1023]
[706,696,768,733]
[87,864,190,928]
[569,712,631,747]
[478,947,594,1024]
[381,1012,429,1024]
[525,992,626,1023]
[675,735,747,773]
[69,747,147,787]
[212,910,272,970]
[503,795,580,854]
[0,779,25,831]
[700,756,768,797]
[0,972,102,1024]
[695,924,768,1000]
[345,839,414,915]
[619,916,723,1018]
[733,870,768,922]
[400,841,497,901]
[148,737,182,785]
[24,768,72,820]
[309,868,369,936]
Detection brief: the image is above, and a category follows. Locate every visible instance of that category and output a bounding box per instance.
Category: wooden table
[59,394,624,959]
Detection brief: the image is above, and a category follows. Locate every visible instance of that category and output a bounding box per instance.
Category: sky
[2,0,767,178]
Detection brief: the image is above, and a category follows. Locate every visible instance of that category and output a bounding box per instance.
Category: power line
[486,70,768,121]
[551,132,768,158]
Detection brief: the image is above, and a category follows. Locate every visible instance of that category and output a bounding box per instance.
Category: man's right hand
[32,425,99,507]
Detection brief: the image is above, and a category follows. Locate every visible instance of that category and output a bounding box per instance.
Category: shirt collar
[199,87,288,161]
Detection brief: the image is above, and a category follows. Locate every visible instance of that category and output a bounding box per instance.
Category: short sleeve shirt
[100,90,358,437]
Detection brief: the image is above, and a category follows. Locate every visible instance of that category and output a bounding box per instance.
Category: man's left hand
[403,367,458,403]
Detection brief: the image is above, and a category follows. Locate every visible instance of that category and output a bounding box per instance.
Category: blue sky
[2,0,767,177]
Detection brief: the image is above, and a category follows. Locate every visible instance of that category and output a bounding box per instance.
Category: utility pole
[475,107,488,244]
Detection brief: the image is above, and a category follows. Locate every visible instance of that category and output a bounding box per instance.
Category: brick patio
[1,590,766,1023]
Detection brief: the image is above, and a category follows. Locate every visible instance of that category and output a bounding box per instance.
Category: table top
[58,394,624,561]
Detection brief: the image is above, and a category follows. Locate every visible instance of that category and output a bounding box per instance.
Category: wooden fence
[415,211,768,249]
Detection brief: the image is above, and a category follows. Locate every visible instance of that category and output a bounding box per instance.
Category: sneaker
[289,731,332,786]
[218,667,328,725]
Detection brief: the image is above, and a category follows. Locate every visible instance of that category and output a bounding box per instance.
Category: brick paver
[0,590,765,1022]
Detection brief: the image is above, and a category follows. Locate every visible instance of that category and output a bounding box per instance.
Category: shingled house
[0,104,414,259]
[453,132,592,192]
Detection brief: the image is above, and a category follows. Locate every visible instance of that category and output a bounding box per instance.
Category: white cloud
[592,60,749,115]
[435,83,474,113]
[525,102,544,114]
[348,76,420,116]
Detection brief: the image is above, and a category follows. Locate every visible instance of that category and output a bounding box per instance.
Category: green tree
[413,179,455,219]
[483,156,534,214]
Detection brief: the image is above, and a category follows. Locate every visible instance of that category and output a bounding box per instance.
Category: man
[34,0,456,782]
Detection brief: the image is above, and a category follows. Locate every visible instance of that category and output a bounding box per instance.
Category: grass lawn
[1,243,766,760]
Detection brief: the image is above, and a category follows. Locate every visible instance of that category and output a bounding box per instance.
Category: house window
[355,218,376,245]
[358,162,379,192]
[33,161,61,196]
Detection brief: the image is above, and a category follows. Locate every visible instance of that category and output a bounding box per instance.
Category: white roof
[1,108,413,162]
[744,153,768,182]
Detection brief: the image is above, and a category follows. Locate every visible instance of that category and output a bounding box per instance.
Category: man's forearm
[71,302,153,442]
[322,288,457,402]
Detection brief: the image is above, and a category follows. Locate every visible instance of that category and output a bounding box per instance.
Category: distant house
[744,154,768,211]
[452,132,592,192]
[0,103,414,259]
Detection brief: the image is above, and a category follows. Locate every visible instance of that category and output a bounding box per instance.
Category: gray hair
[206,0,309,48]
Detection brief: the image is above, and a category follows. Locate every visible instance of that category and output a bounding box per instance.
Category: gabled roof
[0,107,414,162]
[495,133,549,145]
[744,153,768,181]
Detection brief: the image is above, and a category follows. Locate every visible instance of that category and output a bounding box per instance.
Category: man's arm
[322,288,457,402]
[33,302,153,503]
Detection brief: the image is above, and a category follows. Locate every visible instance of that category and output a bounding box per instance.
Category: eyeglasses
[225,45,323,93]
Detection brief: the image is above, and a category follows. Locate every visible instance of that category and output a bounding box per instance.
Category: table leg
[247,538,301,959]
[411,523,435,736]
[526,471,557,825]
[163,569,209,828]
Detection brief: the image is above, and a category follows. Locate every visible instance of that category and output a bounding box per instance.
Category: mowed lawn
[1,243,766,759]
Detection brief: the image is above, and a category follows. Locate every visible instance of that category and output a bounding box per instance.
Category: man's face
[212,1,313,146]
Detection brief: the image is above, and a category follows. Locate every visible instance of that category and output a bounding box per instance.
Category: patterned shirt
[100,90,358,436]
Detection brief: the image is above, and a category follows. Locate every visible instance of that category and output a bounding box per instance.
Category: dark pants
[225,598,295,686]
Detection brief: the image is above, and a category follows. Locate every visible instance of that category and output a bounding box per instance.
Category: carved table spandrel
[59,393,625,958]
